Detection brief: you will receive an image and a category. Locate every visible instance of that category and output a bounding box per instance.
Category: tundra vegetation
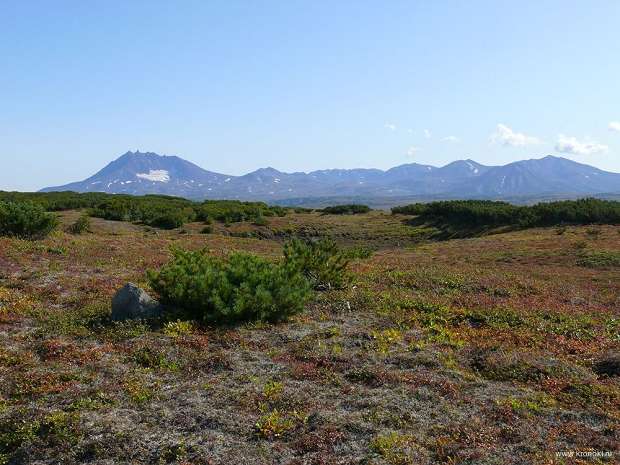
[321,204,371,215]
[0,193,618,464]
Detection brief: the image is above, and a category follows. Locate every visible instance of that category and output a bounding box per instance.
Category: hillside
[40,151,230,199]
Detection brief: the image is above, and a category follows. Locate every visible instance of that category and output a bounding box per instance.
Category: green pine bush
[0,192,291,229]
[149,210,190,229]
[343,245,374,259]
[148,248,311,324]
[0,201,58,239]
[67,214,91,234]
[391,198,620,228]
[321,204,370,215]
[283,238,350,290]
[253,214,268,226]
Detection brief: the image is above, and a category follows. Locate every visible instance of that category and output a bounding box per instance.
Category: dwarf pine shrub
[283,238,350,290]
[252,214,268,226]
[0,201,58,238]
[67,214,90,234]
[195,200,286,224]
[149,210,191,229]
[392,198,620,228]
[343,245,374,259]
[321,204,370,215]
[148,248,311,324]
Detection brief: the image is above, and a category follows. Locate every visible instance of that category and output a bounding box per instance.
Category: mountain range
[40,151,620,205]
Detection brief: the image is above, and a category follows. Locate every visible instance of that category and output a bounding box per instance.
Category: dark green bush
[576,250,620,269]
[67,214,91,234]
[148,248,311,324]
[391,203,427,216]
[253,214,268,226]
[321,204,371,215]
[195,200,287,224]
[343,245,374,259]
[392,198,620,230]
[0,201,58,238]
[0,191,110,211]
[149,207,196,229]
[283,238,350,290]
[88,196,196,229]
[0,192,290,230]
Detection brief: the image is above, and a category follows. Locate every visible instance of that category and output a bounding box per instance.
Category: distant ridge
[40,151,620,204]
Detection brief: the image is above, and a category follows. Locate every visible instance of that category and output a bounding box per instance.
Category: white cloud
[384,123,396,131]
[423,129,431,139]
[555,135,608,156]
[443,136,459,143]
[407,146,420,156]
[609,121,620,132]
[490,124,541,147]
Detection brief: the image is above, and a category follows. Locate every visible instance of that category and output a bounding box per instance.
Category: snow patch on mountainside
[136,170,170,182]
[466,162,479,174]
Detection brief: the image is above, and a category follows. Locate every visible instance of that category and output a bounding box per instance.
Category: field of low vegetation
[0,193,618,464]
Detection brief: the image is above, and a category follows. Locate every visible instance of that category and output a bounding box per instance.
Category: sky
[1,0,619,191]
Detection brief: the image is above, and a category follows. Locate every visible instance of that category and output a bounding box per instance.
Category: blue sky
[1,1,619,191]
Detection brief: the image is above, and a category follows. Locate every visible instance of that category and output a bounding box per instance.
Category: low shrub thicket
[67,214,91,234]
[88,196,196,229]
[0,192,290,230]
[343,245,374,260]
[148,238,356,324]
[252,214,268,226]
[195,200,286,224]
[148,249,311,324]
[0,201,58,238]
[321,204,370,215]
[283,238,350,289]
[576,250,620,269]
[0,191,109,211]
[89,197,288,229]
[392,198,620,229]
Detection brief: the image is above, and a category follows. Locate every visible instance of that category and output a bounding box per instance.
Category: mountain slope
[41,151,232,199]
[456,156,620,197]
[40,152,620,202]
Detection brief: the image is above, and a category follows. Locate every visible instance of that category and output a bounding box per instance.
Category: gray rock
[594,353,620,377]
[111,283,163,321]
